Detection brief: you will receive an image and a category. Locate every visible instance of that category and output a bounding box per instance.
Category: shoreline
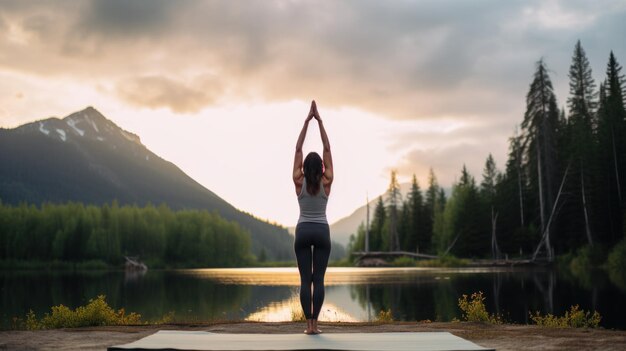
[0,258,558,270]
[2,321,625,351]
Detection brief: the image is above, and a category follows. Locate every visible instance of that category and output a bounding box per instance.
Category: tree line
[349,41,626,262]
[0,201,252,267]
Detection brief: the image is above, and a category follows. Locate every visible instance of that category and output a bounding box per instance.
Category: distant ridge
[0,107,294,260]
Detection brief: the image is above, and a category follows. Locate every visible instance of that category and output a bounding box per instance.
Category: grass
[416,255,470,267]
[387,255,470,267]
[530,305,601,328]
[0,259,111,270]
[21,295,142,330]
[376,309,394,322]
[13,291,604,330]
[457,290,602,329]
[457,291,502,324]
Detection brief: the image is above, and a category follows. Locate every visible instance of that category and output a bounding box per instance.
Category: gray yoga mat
[108,330,494,351]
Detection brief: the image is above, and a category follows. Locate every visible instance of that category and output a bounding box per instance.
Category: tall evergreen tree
[596,51,626,244]
[437,188,447,211]
[480,154,499,203]
[568,40,598,126]
[370,197,386,251]
[405,174,426,253]
[480,154,501,258]
[496,131,536,256]
[424,169,439,245]
[563,40,598,248]
[521,59,561,261]
[386,170,401,251]
[398,199,411,252]
[440,166,488,257]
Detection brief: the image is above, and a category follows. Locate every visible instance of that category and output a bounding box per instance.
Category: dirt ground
[1,321,625,351]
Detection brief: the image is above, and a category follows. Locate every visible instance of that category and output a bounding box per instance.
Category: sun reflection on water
[245,294,359,322]
[180,267,477,285]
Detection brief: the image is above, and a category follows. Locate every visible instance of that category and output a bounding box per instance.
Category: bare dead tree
[491,207,501,259]
[580,160,593,246]
[536,138,549,258]
[533,162,571,261]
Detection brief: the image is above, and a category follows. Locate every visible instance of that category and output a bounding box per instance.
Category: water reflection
[245,291,359,322]
[1,267,625,329]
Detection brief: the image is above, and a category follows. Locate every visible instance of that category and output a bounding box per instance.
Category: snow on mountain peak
[38,122,50,135]
[84,113,99,133]
[66,118,85,136]
[21,107,143,148]
[60,107,143,146]
[56,129,66,141]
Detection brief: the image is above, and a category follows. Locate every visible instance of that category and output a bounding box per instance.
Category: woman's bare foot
[304,319,315,335]
[312,319,322,334]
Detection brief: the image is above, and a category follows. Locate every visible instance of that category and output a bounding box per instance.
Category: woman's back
[297,177,328,224]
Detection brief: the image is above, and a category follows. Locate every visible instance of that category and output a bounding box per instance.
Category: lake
[1,267,625,329]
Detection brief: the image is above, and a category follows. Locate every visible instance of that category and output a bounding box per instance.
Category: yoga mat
[109,330,494,351]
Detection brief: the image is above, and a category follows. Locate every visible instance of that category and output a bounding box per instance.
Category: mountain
[0,107,293,260]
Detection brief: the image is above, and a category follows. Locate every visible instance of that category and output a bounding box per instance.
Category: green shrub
[415,255,469,267]
[376,309,393,322]
[25,295,142,330]
[570,245,606,272]
[152,311,175,324]
[607,239,626,291]
[607,239,626,274]
[391,257,416,267]
[530,305,601,328]
[457,291,502,324]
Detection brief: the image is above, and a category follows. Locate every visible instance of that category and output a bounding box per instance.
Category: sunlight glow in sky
[1,0,625,226]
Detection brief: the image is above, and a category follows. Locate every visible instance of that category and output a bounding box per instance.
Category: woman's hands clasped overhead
[307,100,321,122]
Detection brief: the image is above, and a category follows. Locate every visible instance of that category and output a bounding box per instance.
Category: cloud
[0,0,624,118]
[395,142,504,188]
[116,75,223,113]
[76,0,178,37]
[388,116,514,187]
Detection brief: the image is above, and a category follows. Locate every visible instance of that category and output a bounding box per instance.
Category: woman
[293,100,333,335]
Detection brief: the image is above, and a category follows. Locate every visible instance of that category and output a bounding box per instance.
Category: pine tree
[563,40,598,248]
[480,154,499,204]
[596,51,626,244]
[370,197,386,251]
[521,59,561,261]
[398,200,411,251]
[496,131,535,256]
[568,40,598,127]
[440,166,487,257]
[386,170,401,251]
[407,174,426,253]
[424,169,439,245]
[480,154,501,258]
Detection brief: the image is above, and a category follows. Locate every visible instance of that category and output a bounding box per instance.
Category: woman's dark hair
[303,152,323,195]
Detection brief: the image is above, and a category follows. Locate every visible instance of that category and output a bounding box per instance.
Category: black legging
[294,222,331,320]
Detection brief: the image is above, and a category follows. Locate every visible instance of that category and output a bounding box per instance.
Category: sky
[1,0,625,227]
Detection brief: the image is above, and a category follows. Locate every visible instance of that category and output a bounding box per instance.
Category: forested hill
[0,107,293,260]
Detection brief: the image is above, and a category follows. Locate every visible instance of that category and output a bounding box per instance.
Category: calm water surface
[1,267,625,329]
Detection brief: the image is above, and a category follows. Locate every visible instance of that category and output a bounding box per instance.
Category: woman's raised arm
[293,102,315,190]
[313,101,333,184]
